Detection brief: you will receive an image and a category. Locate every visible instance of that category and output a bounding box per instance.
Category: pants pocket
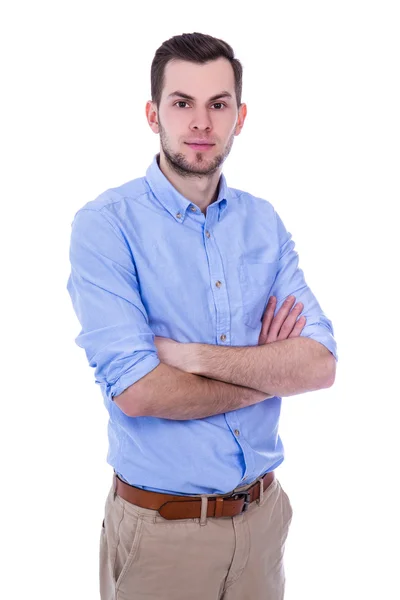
[278,482,294,544]
[103,493,145,591]
[115,510,143,589]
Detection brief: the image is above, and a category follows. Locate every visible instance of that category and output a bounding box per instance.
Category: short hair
[150,32,243,108]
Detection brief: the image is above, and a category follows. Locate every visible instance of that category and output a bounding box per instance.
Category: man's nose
[190,109,212,131]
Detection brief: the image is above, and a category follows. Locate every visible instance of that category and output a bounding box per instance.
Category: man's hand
[258,295,306,345]
[154,294,307,370]
[153,336,196,371]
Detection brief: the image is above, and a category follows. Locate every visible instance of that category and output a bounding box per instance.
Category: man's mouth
[185,142,215,150]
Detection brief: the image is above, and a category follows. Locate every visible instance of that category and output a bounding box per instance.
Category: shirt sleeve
[66,207,161,402]
[270,209,338,361]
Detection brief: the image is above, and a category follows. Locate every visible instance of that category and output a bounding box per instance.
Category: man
[67,32,337,600]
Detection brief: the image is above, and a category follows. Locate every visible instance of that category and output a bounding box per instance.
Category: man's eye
[176,101,189,108]
[212,103,225,109]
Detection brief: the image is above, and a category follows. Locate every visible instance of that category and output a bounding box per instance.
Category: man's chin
[163,148,223,177]
[183,153,222,172]
[184,163,219,176]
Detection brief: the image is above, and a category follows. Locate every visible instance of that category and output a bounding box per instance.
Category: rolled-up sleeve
[271,209,338,361]
[66,207,161,402]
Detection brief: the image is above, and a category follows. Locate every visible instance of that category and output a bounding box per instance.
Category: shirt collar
[145,153,229,223]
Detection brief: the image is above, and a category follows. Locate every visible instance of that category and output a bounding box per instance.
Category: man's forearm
[189,337,336,397]
[114,362,274,420]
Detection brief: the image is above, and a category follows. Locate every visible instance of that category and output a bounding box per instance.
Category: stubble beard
[158,121,235,179]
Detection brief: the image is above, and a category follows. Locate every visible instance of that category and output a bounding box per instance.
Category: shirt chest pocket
[239,261,278,329]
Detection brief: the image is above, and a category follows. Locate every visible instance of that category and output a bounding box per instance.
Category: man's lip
[185,142,215,145]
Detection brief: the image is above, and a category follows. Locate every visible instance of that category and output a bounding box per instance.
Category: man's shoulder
[76,175,149,215]
[227,185,276,216]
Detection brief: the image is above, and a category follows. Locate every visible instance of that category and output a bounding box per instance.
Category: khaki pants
[100,472,293,600]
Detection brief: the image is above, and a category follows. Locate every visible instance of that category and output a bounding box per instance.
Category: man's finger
[288,316,307,338]
[259,296,277,344]
[266,295,296,342]
[277,302,303,340]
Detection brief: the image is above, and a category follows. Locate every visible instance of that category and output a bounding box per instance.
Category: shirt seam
[77,207,138,269]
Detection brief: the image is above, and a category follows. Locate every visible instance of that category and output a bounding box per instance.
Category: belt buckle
[236,491,251,513]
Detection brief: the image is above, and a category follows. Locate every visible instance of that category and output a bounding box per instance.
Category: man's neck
[158,152,222,215]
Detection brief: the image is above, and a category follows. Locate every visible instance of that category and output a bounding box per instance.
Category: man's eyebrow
[167,91,233,102]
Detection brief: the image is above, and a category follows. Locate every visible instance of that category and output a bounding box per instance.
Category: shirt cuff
[301,324,338,362]
[108,354,161,401]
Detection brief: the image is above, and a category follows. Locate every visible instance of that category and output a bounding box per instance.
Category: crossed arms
[114,295,336,420]
[155,335,335,397]
[68,208,337,421]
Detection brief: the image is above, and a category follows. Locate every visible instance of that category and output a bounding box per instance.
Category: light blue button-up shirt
[67,153,338,496]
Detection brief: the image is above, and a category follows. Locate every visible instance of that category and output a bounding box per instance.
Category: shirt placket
[203,210,231,346]
[203,207,255,484]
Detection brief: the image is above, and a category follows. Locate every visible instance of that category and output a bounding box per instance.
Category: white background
[1,1,399,598]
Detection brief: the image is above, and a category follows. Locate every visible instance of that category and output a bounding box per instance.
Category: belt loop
[200,496,208,526]
[256,477,264,506]
[113,471,117,500]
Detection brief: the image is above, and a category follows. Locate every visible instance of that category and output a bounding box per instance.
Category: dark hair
[150,32,243,108]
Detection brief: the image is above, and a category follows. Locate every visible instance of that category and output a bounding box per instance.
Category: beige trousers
[100,472,293,600]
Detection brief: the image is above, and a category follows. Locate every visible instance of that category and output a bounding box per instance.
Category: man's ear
[234,103,247,136]
[145,100,160,134]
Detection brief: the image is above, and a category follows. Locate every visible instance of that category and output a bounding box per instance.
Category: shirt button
[205,230,210,238]
[190,206,197,212]
[215,280,222,288]
[176,212,182,219]
[220,334,226,341]
[234,429,240,436]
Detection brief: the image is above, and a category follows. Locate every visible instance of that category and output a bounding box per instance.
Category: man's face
[154,58,246,177]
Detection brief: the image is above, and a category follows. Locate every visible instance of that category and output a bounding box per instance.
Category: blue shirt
[67,153,338,496]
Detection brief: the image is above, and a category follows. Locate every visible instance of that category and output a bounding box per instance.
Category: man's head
[146,32,247,178]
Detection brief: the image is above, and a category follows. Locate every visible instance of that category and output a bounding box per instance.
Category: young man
[67,32,337,600]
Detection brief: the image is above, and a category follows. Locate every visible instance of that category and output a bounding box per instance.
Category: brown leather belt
[115,471,275,520]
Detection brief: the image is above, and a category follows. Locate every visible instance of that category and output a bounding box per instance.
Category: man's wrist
[186,342,202,374]
[187,342,224,377]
